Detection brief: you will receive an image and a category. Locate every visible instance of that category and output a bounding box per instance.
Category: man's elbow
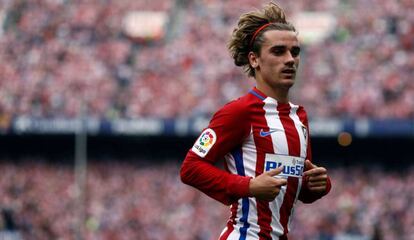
[180,155,197,185]
[180,162,191,185]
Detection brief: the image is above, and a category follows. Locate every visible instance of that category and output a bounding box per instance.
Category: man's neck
[256,82,290,104]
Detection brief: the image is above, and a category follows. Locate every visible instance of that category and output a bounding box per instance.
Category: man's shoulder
[218,92,261,116]
[208,93,257,132]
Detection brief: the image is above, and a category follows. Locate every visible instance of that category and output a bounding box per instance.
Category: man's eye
[273,48,285,55]
[291,47,301,57]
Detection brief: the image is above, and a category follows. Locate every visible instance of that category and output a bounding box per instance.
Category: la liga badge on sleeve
[191,128,217,158]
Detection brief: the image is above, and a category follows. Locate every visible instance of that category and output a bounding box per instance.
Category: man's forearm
[180,152,251,205]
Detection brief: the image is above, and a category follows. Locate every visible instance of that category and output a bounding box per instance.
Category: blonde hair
[228,2,296,77]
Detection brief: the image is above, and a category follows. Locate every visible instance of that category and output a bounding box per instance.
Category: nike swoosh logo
[259,129,280,137]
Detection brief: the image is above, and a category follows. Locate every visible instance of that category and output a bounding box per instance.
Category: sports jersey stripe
[277,103,301,237]
[293,106,313,232]
[228,134,261,240]
[287,103,305,229]
[220,159,238,240]
[242,127,260,177]
[263,98,288,238]
[226,152,238,175]
[296,107,312,161]
[251,97,274,240]
[222,154,243,240]
[278,104,300,156]
[224,96,263,240]
[288,103,307,158]
[225,199,244,240]
[232,148,250,240]
[240,96,265,240]
[263,98,289,154]
[263,99,290,239]
[242,128,260,238]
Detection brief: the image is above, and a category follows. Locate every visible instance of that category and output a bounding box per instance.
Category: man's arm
[180,101,252,205]
[181,152,289,205]
[180,151,251,205]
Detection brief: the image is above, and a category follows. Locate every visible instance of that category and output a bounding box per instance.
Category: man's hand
[303,159,328,193]
[249,167,287,201]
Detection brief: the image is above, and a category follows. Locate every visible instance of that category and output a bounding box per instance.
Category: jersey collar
[249,87,267,100]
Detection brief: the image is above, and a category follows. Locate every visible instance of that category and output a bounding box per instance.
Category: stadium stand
[0,161,413,240]
[0,0,413,120]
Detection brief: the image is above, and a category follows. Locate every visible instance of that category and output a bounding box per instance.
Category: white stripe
[288,103,307,158]
[225,153,238,175]
[286,103,305,232]
[263,98,289,155]
[224,129,259,239]
[222,153,238,239]
[242,127,257,178]
[263,98,288,236]
[270,189,286,238]
[246,198,260,240]
[288,177,303,231]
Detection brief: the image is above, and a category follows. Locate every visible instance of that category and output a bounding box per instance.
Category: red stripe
[278,104,300,156]
[277,103,301,236]
[219,202,237,240]
[251,96,273,240]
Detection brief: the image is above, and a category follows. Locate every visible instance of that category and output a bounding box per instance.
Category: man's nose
[284,51,295,65]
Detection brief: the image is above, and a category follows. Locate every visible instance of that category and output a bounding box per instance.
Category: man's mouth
[281,68,296,79]
[281,68,296,74]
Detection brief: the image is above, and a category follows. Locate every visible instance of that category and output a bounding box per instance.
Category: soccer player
[180,2,331,239]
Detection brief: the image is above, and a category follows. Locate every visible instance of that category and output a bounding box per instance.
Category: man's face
[253,30,300,91]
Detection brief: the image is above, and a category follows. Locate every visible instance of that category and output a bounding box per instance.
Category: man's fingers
[303,167,327,177]
[265,166,284,176]
[308,180,327,188]
[308,186,327,192]
[275,178,287,187]
[304,159,316,170]
[308,175,327,182]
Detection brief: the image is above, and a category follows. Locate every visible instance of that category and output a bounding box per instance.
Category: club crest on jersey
[192,128,217,158]
[301,125,307,142]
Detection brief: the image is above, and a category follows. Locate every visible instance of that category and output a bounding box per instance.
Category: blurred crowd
[0,0,413,121]
[297,0,414,119]
[0,160,413,240]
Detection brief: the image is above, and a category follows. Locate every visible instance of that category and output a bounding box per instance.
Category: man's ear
[248,52,259,68]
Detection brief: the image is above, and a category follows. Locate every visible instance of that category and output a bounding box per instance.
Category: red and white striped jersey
[180,87,331,240]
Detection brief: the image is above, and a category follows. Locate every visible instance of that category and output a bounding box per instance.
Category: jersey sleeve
[297,107,332,203]
[180,100,252,205]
